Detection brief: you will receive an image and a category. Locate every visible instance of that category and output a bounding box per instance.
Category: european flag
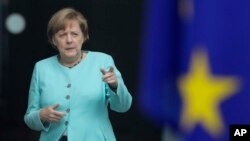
[138,0,250,140]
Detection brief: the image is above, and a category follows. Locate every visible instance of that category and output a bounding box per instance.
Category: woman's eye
[72,33,78,36]
[59,34,66,37]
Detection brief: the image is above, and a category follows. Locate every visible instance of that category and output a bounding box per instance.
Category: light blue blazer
[24,51,132,141]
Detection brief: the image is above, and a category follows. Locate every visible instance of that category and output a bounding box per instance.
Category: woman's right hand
[39,104,65,123]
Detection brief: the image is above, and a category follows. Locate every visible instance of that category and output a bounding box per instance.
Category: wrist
[109,84,117,93]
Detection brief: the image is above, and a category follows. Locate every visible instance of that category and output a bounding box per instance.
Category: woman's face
[53,20,85,59]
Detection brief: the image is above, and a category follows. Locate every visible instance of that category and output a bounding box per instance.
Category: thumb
[51,104,60,110]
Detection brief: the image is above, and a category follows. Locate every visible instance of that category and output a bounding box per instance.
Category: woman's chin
[65,51,78,57]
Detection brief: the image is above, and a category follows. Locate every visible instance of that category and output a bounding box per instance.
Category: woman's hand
[39,104,65,123]
[100,66,118,90]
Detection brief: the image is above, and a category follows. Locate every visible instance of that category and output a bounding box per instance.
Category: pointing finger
[100,68,107,75]
[108,66,114,73]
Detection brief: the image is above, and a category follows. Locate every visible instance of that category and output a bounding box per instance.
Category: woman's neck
[59,52,83,68]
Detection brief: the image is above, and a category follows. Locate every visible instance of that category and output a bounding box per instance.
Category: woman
[24,7,132,141]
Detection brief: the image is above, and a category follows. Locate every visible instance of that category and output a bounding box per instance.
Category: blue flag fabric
[138,0,182,130]
[138,0,250,140]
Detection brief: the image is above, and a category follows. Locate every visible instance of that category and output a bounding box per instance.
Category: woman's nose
[66,35,73,43]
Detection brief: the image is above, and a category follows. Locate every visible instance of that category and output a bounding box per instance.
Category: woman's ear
[52,38,57,46]
[51,38,58,50]
[82,35,88,44]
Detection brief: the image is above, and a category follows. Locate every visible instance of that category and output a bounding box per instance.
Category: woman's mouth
[65,47,75,50]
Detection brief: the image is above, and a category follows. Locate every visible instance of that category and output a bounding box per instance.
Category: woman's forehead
[57,20,80,31]
[63,19,80,27]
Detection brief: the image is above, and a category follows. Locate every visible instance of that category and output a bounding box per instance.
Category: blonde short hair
[47,7,89,46]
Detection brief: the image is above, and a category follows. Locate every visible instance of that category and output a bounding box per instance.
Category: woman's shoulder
[35,55,57,67]
[87,51,112,59]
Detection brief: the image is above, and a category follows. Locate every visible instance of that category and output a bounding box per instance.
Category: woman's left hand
[100,66,118,89]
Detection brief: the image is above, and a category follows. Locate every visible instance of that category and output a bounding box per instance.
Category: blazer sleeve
[105,55,132,112]
[24,63,50,131]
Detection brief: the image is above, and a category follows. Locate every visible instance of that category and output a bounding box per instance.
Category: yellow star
[178,48,240,137]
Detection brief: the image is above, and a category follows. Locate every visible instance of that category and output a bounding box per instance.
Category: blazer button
[66,84,71,88]
[65,121,68,126]
[65,95,70,100]
[66,108,70,113]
